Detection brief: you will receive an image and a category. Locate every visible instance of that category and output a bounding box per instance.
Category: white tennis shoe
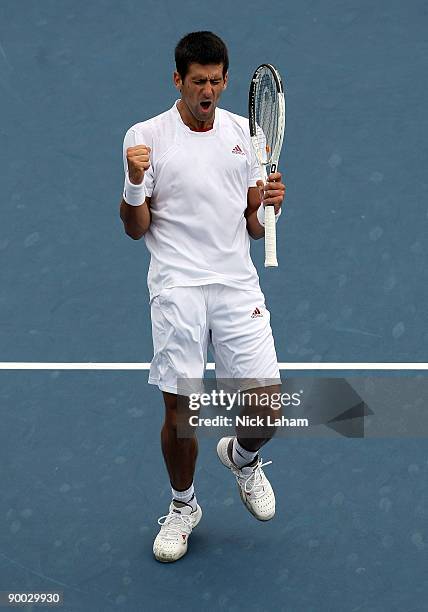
[153,500,202,562]
[217,437,275,521]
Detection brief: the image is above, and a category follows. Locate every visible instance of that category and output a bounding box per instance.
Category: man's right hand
[126,145,151,185]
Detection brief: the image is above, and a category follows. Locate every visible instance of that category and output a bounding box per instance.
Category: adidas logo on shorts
[232,144,245,155]
[251,307,263,318]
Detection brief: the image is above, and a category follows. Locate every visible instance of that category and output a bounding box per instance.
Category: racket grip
[264,205,278,267]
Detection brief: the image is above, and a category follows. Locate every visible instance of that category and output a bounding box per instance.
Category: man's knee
[162,392,194,433]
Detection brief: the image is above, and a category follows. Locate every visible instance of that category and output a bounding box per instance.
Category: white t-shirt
[122,101,263,301]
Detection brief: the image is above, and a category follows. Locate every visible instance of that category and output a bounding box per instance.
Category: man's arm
[120,197,151,240]
[120,144,152,240]
[245,172,286,240]
[245,186,265,240]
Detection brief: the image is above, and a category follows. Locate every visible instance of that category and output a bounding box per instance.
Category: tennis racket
[248,64,286,267]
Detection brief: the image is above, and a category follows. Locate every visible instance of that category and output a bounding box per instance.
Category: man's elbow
[124,226,146,240]
[120,204,147,239]
[247,225,264,240]
[120,217,146,239]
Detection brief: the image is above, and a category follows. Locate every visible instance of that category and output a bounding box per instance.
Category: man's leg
[210,284,281,521]
[150,287,208,562]
[153,392,202,562]
[216,384,281,521]
[161,391,198,492]
[234,384,282,453]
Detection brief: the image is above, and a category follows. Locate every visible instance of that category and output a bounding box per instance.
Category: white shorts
[149,284,280,394]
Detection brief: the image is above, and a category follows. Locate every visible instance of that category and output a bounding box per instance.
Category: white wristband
[124,173,147,206]
[256,204,282,227]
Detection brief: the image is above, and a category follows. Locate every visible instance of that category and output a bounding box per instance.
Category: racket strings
[254,68,279,164]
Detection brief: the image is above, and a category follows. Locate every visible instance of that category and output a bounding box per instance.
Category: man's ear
[223,72,228,90]
[173,71,182,92]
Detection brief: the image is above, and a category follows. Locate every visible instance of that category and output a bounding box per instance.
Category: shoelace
[157,510,193,541]
[232,458,273,498]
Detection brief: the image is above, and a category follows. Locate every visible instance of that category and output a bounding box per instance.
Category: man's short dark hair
[175,31,229,80]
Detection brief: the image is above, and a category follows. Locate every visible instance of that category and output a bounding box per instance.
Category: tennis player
[120,32,286,562]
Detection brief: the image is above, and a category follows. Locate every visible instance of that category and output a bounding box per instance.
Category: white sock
[171,483,197,511]
[232,438,258,468]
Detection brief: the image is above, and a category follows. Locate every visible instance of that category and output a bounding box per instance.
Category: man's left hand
[256,171,286,215]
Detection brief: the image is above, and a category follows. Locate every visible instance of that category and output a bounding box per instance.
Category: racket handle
[264,205,278,267]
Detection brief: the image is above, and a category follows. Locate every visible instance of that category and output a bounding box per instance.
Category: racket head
[248,63,286,173]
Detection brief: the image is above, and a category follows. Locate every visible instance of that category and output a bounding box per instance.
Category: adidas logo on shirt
[232,144,245,155]
[251,307,263,318]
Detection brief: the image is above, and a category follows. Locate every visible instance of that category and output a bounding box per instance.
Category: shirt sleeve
[122,126,154,197]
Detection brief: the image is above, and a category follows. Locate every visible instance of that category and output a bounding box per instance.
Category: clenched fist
[126,145,151,185]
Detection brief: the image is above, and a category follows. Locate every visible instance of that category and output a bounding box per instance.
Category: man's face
[174,63,228,123]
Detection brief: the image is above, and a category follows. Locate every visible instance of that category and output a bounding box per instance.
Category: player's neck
[177,99,214,132]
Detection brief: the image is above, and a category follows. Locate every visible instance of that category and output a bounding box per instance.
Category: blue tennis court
[1,0,427,610]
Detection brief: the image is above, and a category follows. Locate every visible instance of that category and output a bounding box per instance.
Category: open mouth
[200,101,212,112]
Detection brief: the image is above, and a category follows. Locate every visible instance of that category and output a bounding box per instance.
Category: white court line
[0,362,427,370]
